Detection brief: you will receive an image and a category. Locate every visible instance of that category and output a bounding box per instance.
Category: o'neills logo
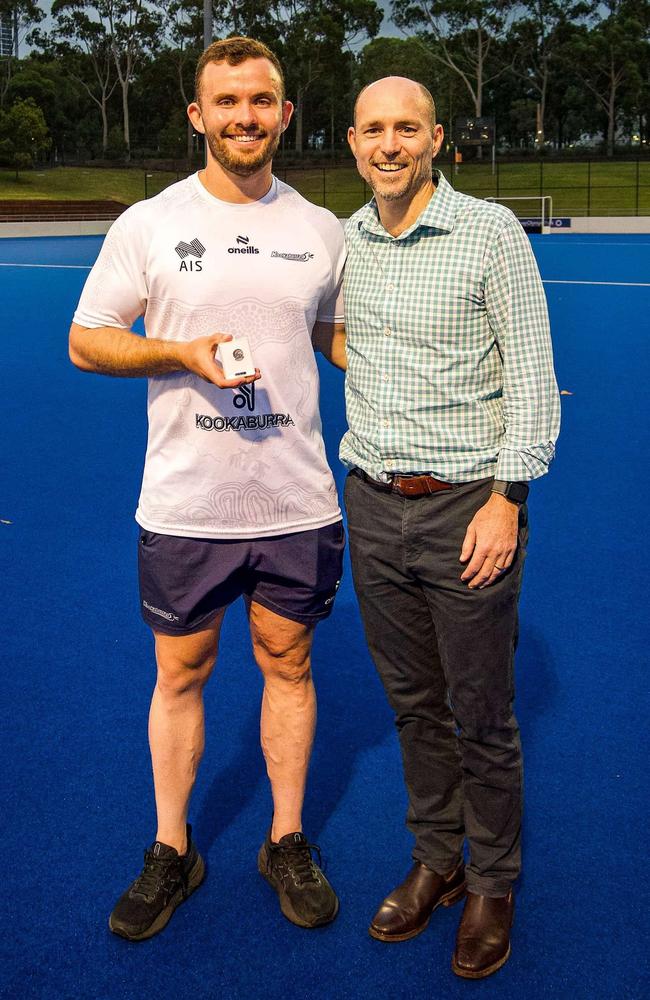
[196,413,295,432]
[228,234,260,254]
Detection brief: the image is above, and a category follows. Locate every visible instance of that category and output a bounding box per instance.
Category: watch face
[507,482,529,503]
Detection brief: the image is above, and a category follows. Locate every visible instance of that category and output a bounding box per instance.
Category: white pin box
[216,336,256,379]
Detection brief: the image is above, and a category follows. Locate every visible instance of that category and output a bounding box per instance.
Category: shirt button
[383,374,389,382]
[383,419,389,427]
[386,282,394,291]
[384,326,391,336]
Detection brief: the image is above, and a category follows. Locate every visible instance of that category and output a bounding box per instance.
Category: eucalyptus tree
[163,0,203,159]
[0,1,45,107]
[391,0,517,131]
[271,1,383,153]
[568,1,648,155]
[45,2,163,157]
[508,0,591,149]
[41,1,117,154]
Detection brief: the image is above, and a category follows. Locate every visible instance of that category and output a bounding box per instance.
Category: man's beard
[205,129,281,177]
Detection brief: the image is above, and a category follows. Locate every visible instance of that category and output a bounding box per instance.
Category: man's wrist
[491,480,529,506]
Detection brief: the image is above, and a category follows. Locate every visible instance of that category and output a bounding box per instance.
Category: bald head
[354,77,437,131]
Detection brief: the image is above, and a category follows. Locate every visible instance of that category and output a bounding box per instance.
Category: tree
[391,0,516,155]
[356,35,464,138]
[0,96,51,177]
[508,1,590,149]
[36,1,118,154]
[105,1,163,157]
[0,1,45,108]
[4,56,83,159]
[163,0,203,160]
[45,2,162,158]
[273,1,383,152]
[568,1,647,155]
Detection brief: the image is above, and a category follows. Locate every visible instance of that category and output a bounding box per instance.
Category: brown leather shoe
[452,890,514,978]
[369,861,465,942]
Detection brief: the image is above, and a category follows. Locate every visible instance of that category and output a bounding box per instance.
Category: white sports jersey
[74,174,345,539]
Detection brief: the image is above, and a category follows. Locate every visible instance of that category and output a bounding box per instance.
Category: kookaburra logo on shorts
[175,238,205,272]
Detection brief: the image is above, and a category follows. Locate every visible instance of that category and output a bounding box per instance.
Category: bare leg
[248,602,315,841]
[148,612,225,853]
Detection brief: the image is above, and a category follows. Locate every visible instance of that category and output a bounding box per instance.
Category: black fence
[142,158,650,218]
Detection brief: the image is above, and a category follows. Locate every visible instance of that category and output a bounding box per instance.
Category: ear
[347,126,357,157]
[281,100,294,132]
[432,123,445,158]
[187,102,204,134]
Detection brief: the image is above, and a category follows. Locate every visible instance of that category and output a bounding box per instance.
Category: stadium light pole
[204,0,212,50]
[203,1,212,166]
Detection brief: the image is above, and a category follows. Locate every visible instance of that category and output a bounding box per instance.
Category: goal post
[485,195,553,234]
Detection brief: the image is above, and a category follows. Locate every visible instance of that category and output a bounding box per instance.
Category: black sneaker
[109,825,205,941]
[257,830,339,928]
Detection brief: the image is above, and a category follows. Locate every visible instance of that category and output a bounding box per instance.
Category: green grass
[1,160,649,216]
[0,166,183,204]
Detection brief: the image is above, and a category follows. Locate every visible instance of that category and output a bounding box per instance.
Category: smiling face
[348,77,444,205]
[188,57,293,178]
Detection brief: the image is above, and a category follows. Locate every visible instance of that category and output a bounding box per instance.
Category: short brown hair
[195,37,285,102]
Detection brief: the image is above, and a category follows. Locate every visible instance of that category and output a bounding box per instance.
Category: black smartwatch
[491,480,529,505]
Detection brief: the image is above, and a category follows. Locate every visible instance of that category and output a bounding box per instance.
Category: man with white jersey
[69,36,347,941]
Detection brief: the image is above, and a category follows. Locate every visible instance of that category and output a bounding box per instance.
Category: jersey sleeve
[73,208,148,329]
[315,214,346,324]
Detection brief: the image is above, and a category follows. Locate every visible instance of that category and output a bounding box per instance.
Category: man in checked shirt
[322,77,560,977]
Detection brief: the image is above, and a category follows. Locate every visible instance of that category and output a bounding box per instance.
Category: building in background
[0,11,19,59]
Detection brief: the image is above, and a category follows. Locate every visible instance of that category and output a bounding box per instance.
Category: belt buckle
[394,476,422,497]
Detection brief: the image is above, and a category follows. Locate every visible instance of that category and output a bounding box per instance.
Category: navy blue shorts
[138,521,345,634]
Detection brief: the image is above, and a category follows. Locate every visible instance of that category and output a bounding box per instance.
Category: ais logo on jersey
[175,238,205,271]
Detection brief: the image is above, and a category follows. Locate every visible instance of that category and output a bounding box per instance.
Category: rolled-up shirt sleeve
[484,220,561,481]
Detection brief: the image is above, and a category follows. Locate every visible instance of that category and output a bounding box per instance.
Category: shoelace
[130,850,183,901]
[270,840,323,886]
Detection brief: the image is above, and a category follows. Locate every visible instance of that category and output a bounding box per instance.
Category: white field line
[0,262,91,269]
[543,279,650,287]
[0,263,647,287]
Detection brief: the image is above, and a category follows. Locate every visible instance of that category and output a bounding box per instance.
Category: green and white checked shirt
[340,170,560,483]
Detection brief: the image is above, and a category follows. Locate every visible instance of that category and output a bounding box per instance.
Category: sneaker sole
[108,853,206,942]
[368,881,466,942]
[257,845,339,929]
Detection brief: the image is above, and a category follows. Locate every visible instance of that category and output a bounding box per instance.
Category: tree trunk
[294,89,304,154]
[475,34,483,160]
[101,99,109,154]
[122,81,130,159]
[536,103,543,149]
[187,117,193,165]
[607,97,615,157]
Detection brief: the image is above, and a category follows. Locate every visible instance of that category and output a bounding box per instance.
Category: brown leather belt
[356,468,453,497]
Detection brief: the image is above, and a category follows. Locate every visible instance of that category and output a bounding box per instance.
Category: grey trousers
[344,470,528,897]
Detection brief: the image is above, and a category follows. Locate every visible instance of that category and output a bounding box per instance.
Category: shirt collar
[357,168,459,239]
